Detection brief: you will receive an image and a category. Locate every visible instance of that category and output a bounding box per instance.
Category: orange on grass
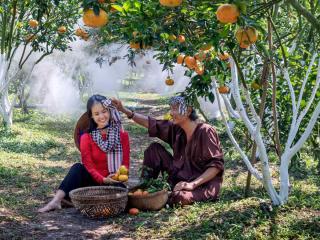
[129,208,139,215]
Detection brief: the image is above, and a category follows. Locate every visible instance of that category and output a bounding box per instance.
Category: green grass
[0,93,319,239]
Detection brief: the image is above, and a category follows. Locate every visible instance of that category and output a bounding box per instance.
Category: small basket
[70,186,128,218]
[128,189,168,211]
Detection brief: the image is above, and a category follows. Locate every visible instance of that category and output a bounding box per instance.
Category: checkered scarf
[169,96,188,115]
[90,98,123,174]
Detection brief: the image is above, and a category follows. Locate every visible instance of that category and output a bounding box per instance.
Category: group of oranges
[111,165,129,182]
[26,19,67,42]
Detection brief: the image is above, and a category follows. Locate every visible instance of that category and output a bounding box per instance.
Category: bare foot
[37,202,61,213]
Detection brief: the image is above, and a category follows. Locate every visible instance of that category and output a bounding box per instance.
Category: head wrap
[169,96,188,115]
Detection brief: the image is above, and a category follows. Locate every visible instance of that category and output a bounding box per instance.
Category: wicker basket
[70,186,128,218]
[128,189,168,211]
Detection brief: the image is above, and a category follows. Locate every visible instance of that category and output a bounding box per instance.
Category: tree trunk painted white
[212,54,320,205]
[0,53,36,127]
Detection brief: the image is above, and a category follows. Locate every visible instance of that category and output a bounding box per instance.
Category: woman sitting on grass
[112,95,224,206]
[38,95,130,213]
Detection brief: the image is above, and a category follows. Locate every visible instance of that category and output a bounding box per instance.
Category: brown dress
[142,117,224,205]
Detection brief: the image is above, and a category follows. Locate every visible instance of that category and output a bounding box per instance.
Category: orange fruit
[168,34,177,41]
[142,191,149,195]
[165,77,174,86]
[111,173,119,180]
[216,4,239,24]
[133,189,143,196]
[119,165,129,175]
[195,51,207,62]
[130,41,140,49]
[177,54,185,64]
[178,35,185,43]
[57,26,67,34]
[25,34,36,42]
[200,44,213,51]
[129,208,139,215]
[118,175,128,182]
[218,86,230,94]
[184,56,196,69]
[159,0,182,7]
[219,52,229,61]
[28,19,38,28]
[195,64,205,75]
[75,28,84,36]
[83,8,108,28]
[235,27,258,46]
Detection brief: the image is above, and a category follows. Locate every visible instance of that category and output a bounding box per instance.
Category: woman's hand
[103,174,118,184]
[111,98,125,112]
[173,181,197,191]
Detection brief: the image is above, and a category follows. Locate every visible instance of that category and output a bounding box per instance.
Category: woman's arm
[112,98,149,128]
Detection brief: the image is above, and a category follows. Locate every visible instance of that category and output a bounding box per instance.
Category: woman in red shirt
[38,95,130,213]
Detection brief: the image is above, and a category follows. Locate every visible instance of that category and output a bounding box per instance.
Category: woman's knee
[69,162,86,173]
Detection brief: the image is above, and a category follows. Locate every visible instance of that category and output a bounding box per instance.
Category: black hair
[87,94,109,132]
[189,108,199,121]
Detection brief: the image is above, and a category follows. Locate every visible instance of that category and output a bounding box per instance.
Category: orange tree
[80,0,320,205]
[0,0,81,127]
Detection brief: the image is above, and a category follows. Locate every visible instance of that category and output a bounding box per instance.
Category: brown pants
[142,142,221,206]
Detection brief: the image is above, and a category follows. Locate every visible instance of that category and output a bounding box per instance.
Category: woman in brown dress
[112,96,224,206]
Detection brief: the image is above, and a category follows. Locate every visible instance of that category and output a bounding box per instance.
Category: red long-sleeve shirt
[80,130,130,184]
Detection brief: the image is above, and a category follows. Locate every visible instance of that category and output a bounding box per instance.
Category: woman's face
[91,102,110,129]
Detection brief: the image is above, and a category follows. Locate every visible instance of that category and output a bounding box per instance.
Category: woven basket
[128,189,168,211]
[70,186,128,218]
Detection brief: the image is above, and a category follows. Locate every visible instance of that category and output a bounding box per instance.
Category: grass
[0,93,319,239]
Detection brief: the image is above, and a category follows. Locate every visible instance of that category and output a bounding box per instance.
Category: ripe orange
[28,19,38,28]
[57,26,67,34]
[218,86,230,94]
[118,175,128,182]
[133,189,143,196]
[195,64,205,75]
[159,0,182,7]
[119,165,129,175]
[219,52,229,61]
[83,8,108,28]
[178,35,185,43]
[195,51,207,62]
[177,54,185,64]
[111,173,119,180]
[75,28,84,36]
[129,208,139,215]
[200,44,213,51]
[184,56,196,69]
[165,77,174,86]
[142,191,149,195]
[216,4,239,24]
[130,41,140,49]
[235,27,258,46]
[168,34,177,41]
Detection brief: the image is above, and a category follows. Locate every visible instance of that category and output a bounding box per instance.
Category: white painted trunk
[212,54,320,205]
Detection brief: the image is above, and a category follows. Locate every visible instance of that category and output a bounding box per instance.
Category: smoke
[27,38,222,119]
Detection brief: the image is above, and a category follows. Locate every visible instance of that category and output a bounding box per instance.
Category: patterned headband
[101,98,122,126]
[169,96,188,115]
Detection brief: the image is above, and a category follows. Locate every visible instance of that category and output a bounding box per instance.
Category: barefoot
[37,202,62,213]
